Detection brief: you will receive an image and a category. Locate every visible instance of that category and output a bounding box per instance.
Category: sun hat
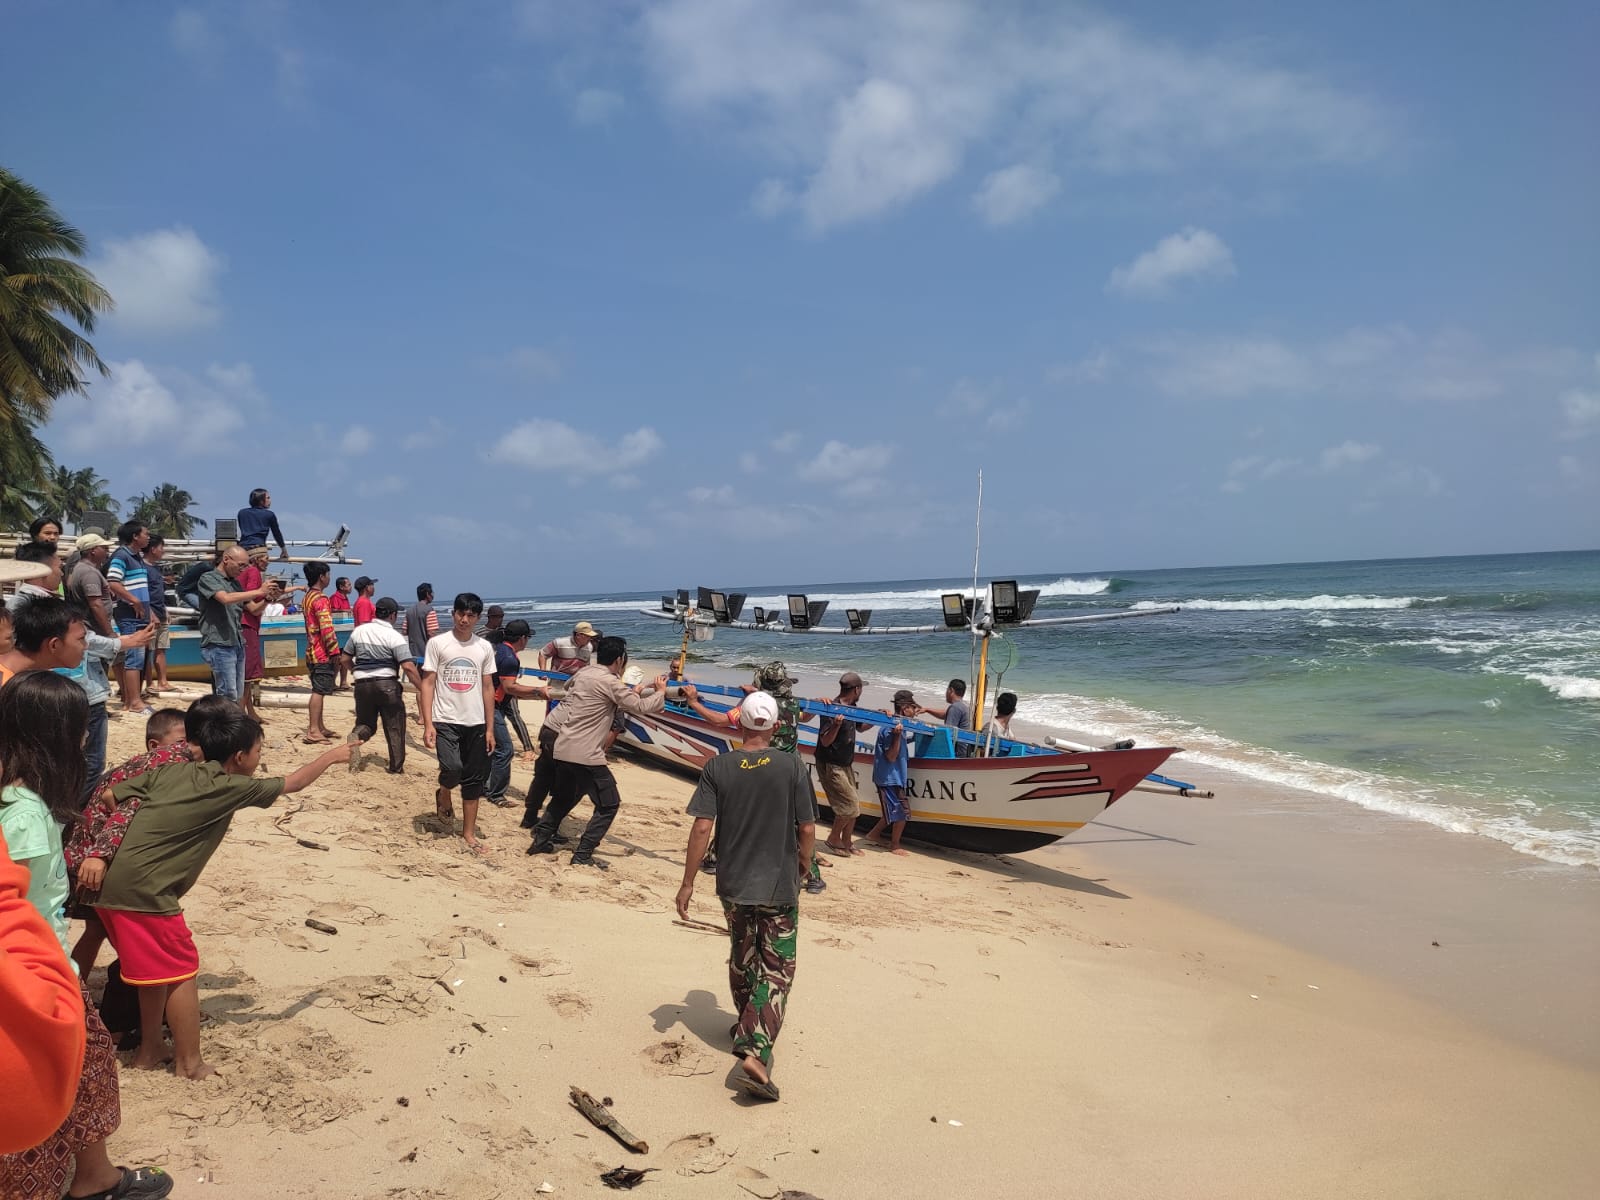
[0,560,52,586]
[573,621,599,637]
[622,665,644,687]
[892,689,917,706]
[74,533,111,552]
[739,691,780,731]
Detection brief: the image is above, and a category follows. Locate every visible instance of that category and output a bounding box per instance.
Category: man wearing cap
[342,597,423,773]
[64,533,115,636]
[867,690,918,854]
[815,672,875,856]
[527,636,667,869]
[351,576,378,626]
[484,619,551,807]
[675,690,817,1103]
[539,621,599,677]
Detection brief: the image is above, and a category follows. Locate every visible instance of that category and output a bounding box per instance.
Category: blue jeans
[486,705,514,799]
[202,643,246,701]
[84,702,108,796]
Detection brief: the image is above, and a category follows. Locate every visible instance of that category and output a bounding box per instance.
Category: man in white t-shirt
[342,596,423,774]
[419,592,497,853]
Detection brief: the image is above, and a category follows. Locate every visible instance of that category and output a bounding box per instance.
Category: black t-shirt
[814,715,860,767]
[687,748,816,906]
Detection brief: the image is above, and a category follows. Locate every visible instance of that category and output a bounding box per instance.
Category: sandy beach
[85,677,1600,1200]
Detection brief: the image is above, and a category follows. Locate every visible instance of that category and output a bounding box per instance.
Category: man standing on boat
[236,487,289,560]
[675,691,816,1103]
[816,672,873,856]
[915,679,973,757]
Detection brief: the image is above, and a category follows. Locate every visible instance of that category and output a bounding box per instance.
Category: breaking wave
[1131,594,1438,612]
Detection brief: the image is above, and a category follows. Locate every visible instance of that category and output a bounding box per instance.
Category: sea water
[498,550,1600,870]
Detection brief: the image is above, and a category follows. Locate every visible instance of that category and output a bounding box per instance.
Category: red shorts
[96,909,200,986]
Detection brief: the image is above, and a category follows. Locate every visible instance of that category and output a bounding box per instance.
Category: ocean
[496,550,1600,871]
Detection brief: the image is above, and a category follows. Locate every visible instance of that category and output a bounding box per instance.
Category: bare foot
[130,1047,173,1071]
[463,837,489,856]
[177,1059,217,1081]
[890,847,909,856]
[739,1054,770,1086]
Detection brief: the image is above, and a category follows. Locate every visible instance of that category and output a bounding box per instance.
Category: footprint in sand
[665,1130,735,1174]
[309,901,387,926]
[275,928,328,953]
[546,990,590,1019]
[641,1038,717,1078]
[511,952,572,978]
[313,974,436,1025]
[815,935,854,951]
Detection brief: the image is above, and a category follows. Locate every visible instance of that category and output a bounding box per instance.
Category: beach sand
[82,681,1600,1199]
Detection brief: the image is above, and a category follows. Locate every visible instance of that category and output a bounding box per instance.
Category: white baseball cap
[739,691,779,731]
[622,665,644,687]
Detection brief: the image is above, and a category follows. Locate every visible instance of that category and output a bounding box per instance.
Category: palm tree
[126,482,206,539]
[0,167,112,429]
[0,413,53,529]
[41,463,118,530]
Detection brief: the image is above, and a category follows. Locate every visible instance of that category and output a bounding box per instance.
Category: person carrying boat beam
[815,672,874,856]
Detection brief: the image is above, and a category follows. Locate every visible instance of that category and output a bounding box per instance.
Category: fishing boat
[163,613,354,683]
[612,691,1179,854]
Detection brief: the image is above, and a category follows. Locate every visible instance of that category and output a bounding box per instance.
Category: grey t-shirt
[67,560,108,625]
[197,568,242,648]
[687,748,816,907]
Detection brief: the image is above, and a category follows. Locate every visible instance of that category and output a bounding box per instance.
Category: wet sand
[84,680,1600,1199]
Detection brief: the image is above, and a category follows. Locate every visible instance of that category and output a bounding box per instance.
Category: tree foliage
[40,463,118,529]
[126,482,207,539]
[0,413,53,529]
[0,167,112,429]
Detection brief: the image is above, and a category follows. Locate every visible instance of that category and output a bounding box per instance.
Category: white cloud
[770,430,802,453]
[481,345,562,382]
[1148,336,1309,398]
[738,452,761,473]
[1320,441,1381,471]
[91,227,225,334]
[489,419,664,478]
[354,474,406,499]
[170,9,222,65]
[751,178,796,217]
[49,359,250,453]
[796,439,893,497]
[1220,453,1303,493]
[402,418,447,452]
[1046,351,1112,386]
[573,87,625,125]
[940,377,1031,433]
[1107,227,1236,298]
[632,0,1394,231]
[339,425,375,456]
[972,164,1060,226]
[1561,389,1600,438]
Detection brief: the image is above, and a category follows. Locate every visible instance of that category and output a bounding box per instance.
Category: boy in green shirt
[94,705,351,1079]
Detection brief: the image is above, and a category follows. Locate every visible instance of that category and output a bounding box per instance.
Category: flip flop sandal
[735,1074,780,1102]
[73,1165,174,1200]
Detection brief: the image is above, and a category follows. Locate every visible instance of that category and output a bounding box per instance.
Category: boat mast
[970,470,987,734]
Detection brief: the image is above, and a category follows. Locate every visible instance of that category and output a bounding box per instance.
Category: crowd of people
[0,490,1023,1190]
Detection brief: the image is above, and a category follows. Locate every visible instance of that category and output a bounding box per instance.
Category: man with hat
[867,689,919,855]
[675,690,817,1103]
[64,532,115,636]
[342,597,423,773]
[815,671,875,856]
[352,576,378,626]
[538,620,599,678]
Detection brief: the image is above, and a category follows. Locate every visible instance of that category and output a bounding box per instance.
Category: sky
[8,0,1598,595]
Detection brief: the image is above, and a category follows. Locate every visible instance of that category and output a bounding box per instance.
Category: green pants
[724,901,798,1069]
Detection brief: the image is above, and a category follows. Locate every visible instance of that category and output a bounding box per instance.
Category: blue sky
[10,0,1598,595]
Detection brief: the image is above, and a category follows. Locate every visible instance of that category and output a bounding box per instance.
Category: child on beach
[0,670,173,1200]
[867,689,917,856]
[65,706,204,978]
[91,703,352,1079]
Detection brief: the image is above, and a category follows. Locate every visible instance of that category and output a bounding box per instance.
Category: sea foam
[1132,594,1437,612]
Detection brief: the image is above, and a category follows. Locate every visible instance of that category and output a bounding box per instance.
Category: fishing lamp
[710,591,731,622]
[81,510,118,537]
[990,580,1019,623]
[697,586,716,611]
[941,593,972,629]
[787,594,830,630]
[725,592,747,621]
[846,608,873,631]
[676,589,690,608]
[752,606,769,624]
[212,516,238,549]
[660,596,676,612]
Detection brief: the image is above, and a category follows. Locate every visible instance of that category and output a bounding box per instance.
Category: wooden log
[569,1086,649,1154]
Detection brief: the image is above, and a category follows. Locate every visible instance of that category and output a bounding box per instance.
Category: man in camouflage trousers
[676,692,816,1102]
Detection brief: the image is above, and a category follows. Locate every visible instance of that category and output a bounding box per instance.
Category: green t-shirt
[96,761,283,914]
[197,568,243,648]
[687,747,816,906]
[0,784,72,959]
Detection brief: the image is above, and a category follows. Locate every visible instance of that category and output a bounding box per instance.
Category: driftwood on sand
[570,1086,649,1153]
